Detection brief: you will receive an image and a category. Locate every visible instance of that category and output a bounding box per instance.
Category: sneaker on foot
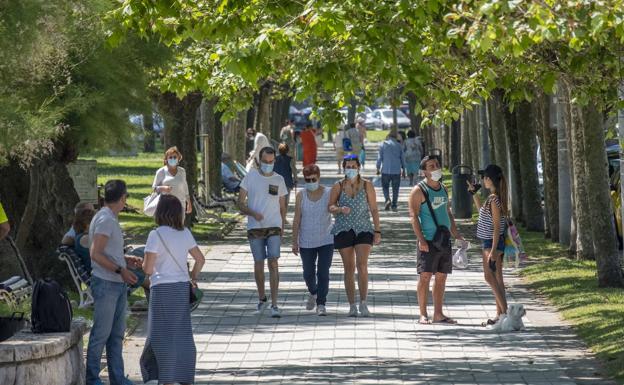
[348,304,358,317]
[359,302,371,317]
[384,200,391,211]
[271,306,281,318]
[392,206,398,212]
[123,377,135,385]
[317,304,327,316]
[256,296,268,312]
[306,293,317,310]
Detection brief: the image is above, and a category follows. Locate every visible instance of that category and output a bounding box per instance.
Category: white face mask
[430,169,443,181]
[167,158,178,167]
[305,182,319,191]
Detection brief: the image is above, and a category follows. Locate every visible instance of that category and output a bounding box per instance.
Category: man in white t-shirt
[333,127,345,174]
[238,146,287,318]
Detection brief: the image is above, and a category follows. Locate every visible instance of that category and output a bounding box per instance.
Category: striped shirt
[476,195,506,240]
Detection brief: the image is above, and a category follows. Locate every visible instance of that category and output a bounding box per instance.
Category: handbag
[143,192,160,217]
[419,181,451,251]
[154,230,203,312]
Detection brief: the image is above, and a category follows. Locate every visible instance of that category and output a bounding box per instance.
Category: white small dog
[491,303,526,332]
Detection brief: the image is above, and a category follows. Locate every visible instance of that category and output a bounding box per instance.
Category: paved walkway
[117,142,613,385]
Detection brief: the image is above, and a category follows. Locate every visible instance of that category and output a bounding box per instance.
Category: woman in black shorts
[468,164,509,326]
[328,155,381,317]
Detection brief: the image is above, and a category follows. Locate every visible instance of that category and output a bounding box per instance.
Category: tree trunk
[442,123,450,168]
[158,91,203,225]
[254,83,272,138]
[199,98,223,198]
[479,100,491,168]
[224,110,248,165]
[469,107,480,174]
[555,89,573,247]
[504,103,523,221]
[583,103,624,287]
[569,99,594,259]
[489,90,508,169]
[143,106,156,153]
[460,110,472,168]
[449,119,461,170]
[0,142,80,284]
[536,92,559,241]
[407,91,422,136]
[515,101,543,230]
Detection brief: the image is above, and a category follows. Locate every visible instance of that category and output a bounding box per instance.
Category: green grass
[519,230,624,383]
[366,129,390,143]
[83,152,231,243]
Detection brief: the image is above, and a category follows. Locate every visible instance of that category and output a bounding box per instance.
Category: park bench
[0,276,32,308]
[57,244,148,309]
[56,245,94,308]
[0,237,34,309]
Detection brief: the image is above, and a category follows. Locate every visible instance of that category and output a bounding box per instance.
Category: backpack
[342,137,353,152]
[31,278,73,333]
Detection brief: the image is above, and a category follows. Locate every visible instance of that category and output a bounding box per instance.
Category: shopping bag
[143,193,160,217]
[452,240,469,269]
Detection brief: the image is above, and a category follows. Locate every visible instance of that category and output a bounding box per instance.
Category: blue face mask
[305,182,319,191]
[345,168,358,180]
[167,158,178,167]
[260,162,274,174]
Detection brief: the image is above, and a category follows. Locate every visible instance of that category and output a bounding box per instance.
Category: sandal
[418,316,431,325]
[481,318,498,327]
[433,317,457,324]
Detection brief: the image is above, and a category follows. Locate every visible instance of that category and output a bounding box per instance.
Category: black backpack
[31,279,72,333]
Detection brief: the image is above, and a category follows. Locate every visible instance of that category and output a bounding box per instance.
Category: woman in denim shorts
[468,164,509,326]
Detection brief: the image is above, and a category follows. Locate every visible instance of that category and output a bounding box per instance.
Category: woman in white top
[292,164,334,316]
[246,132,271,171]
[152,146,192,216]
[140,194,205,385]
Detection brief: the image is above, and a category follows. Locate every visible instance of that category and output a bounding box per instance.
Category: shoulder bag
[418,181,451,251]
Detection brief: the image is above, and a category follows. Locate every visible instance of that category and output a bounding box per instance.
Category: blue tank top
[418,182,451,241]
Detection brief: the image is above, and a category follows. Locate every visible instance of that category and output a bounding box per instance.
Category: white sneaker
[271,306,281,318]
[359,302,371,317]
[317,304,327,316]
[306,293,317,310]
[348,304,358,317]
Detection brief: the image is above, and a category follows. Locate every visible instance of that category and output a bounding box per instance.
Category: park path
[116,141,614,385]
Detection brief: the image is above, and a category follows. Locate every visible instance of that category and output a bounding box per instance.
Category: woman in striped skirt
[140,194,205,385]
[468,164,509,327]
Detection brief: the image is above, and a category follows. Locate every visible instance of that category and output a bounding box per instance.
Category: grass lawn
[366,129,390,143]
[85,152,232,244]
[519,230,624,383]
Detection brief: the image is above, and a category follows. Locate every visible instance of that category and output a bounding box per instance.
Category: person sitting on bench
[221,153,241,193]
[61,202,95,246]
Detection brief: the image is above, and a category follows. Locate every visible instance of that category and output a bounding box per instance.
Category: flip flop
[418,316,431,325]
[433,317,457,324]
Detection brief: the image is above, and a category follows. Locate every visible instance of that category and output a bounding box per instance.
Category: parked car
[364,112,383,130]
[371,108,411,130]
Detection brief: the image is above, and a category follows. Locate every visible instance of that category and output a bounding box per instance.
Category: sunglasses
[304,177,318,183]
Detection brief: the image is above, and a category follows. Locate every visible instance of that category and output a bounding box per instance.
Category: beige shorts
[335,148,344,161]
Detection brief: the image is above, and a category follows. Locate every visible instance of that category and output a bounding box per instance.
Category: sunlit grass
[519,230,624,383]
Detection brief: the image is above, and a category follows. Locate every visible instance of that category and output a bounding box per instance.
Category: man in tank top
[408,156,464,325]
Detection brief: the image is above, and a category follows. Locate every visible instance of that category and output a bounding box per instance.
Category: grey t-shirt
[89,207,125,283]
